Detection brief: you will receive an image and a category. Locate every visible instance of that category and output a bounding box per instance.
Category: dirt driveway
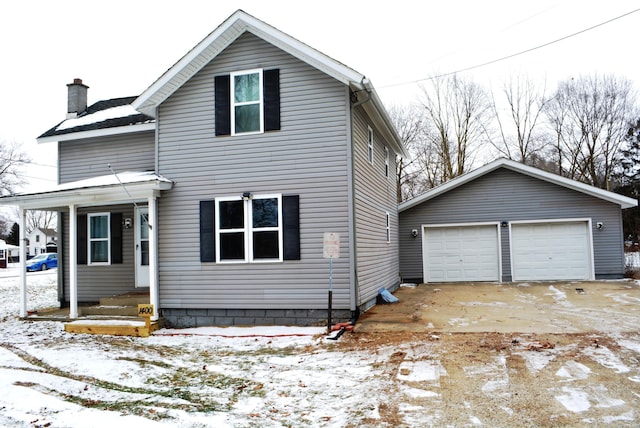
[344,280,640,426]
[355,280,640,334]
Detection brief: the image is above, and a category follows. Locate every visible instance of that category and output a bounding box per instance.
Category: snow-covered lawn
[1,263,639,427]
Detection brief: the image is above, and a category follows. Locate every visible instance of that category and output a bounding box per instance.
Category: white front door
[136,207,150,288]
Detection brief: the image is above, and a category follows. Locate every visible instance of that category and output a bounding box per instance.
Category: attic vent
[67,78,89,118]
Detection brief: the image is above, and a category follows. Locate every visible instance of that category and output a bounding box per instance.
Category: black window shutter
[214,75,231,136]
[200,200,216,262]
[283,195,300,260]
[77,214,87,265]
[263,69,280,131]
[111,213,123,264]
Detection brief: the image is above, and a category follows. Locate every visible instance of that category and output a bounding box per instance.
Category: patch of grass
[115,356,172,368]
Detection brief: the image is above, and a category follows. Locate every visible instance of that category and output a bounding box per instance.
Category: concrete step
[99,292,150,307]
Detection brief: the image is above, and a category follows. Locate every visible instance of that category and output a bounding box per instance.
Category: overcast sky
[1,0,639,194]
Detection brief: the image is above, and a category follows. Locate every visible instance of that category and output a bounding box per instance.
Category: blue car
[26,253,58,271]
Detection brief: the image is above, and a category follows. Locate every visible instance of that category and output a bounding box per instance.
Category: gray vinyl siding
[58,132,155,183]
[156,33,352,310]
[61,204,137,302]
[352,107,400,305]
[399,168,625,281]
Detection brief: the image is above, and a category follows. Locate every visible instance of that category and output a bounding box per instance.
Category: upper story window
[216,194,283,263]
[88,213,110,265]
[384,146,390,177]
[231,69,263,135]
[215,69,280,136]
[35,235,40,243]
[367,126,374,164]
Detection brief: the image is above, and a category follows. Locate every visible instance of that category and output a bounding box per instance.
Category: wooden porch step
[99,292,150,306]
[64,319,162,337]
[79,305,139,316]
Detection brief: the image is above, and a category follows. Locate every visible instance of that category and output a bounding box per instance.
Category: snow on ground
[1,262,640,426]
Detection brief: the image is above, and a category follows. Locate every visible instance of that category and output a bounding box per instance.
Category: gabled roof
[31,228,57,236]
[38,97,155,143]
[132,9,406,156]
[399,158,638,211]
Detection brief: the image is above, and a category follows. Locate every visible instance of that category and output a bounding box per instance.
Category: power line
[380,7,640,89]
[0,157,57,169]
[19,174,57,183]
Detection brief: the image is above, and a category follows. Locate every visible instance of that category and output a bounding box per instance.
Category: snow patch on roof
[52,171,172,192]
[57,105,142,131]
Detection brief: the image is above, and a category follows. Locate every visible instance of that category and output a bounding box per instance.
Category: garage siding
[399,168,625,282]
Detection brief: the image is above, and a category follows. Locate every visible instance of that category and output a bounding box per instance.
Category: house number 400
[138,304,154,316]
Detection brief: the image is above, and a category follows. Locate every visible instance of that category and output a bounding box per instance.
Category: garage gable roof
[399,158,638,211]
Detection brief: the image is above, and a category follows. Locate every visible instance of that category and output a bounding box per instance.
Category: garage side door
[511,221,593,281]
[424,225,500,282]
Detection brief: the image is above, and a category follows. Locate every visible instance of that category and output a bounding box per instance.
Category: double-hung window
[231,69,263,135]
[216,194,283,263]
[88,213,110,264]
[385,212,391,243]
[367,126,374,164]
[384,146,390,177]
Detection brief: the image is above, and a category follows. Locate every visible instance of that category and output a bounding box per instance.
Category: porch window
[216,194,282,263]
[88,213,110,264]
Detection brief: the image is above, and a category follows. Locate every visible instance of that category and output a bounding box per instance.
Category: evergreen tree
[616,119,640,243]
[6,222,19,246]
[618,119,640,185]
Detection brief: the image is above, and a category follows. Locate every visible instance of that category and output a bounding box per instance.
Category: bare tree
[0,140,30,196]
[388,104,431,202]
[489,74,549,165]
[9,207,57,235]
[544,74,637,189]
[26,210,56,234]
[419,74,491,184]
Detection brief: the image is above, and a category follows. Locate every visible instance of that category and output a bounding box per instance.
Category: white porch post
[148,196,159,321]
[69,204,78,319]
[18,208,27,318]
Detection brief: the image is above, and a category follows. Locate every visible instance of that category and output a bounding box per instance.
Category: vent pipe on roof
[66,78,89,119]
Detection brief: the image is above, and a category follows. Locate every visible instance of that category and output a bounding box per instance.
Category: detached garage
[399,158,637,283]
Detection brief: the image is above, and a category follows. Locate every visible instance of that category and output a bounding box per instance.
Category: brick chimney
[66,78,89,118]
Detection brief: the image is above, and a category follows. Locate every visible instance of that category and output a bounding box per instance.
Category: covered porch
[0,171,173,328]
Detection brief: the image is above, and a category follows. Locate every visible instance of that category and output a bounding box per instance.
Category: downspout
[347,77,372,324]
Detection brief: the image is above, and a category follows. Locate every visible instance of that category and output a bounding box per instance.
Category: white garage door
[511,221,593,281]
[423,225,500,282]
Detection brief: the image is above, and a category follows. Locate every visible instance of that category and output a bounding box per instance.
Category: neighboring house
[26,227,57,257]
[0,239,7,268]
[1,10,406,325]
[399,158,637,283]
